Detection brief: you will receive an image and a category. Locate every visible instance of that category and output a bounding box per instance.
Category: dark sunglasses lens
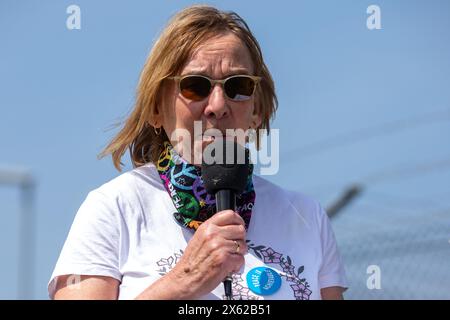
[224,76,255,101]
[179,76,211,101]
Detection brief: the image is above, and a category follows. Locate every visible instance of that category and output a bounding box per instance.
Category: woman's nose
[203,84,229,120]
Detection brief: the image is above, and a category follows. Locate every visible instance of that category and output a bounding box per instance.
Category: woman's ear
[250,111,262,129]
[152,79,174,128]
[146,105,163,131]
[251,91,263,129]
[152,105,163,128]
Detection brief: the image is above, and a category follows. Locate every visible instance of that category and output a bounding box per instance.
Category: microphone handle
[215,189,236,300]
[215,189,236,212]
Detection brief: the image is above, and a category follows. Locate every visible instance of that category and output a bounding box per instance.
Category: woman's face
[157,32,262,162]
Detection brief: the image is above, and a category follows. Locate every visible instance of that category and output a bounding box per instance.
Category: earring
[154,126,162,135]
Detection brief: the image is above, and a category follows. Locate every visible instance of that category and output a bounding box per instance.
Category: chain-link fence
[331,198,450,299]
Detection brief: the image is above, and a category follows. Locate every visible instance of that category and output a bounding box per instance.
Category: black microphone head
[201,139,251,194]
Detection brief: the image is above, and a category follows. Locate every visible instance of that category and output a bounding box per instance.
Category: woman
[49,5,347,300]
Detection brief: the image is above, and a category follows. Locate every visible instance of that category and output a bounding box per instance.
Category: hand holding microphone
[168,139,250,299]
[170,210,248,299]
[201,139,251,299]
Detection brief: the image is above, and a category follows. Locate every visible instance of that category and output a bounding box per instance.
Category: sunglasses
[168,74,261,102]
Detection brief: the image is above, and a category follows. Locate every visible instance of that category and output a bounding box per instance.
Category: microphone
[201,139,251,300]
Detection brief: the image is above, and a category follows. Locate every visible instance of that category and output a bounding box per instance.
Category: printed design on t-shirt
[155,249,260,300]
[247,240,312,300]
[156,249,184,276]
[224,273,261,300]
[154,241,312,300]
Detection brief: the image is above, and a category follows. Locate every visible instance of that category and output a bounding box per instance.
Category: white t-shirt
[48,163,347,300]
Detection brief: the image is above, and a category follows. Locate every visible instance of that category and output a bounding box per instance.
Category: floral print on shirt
[155,241,312,300]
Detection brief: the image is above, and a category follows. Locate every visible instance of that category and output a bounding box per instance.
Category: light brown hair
[99,5,278,171]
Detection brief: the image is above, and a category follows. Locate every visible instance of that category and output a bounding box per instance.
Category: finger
[211,210,245,227]
[225,253,245,273]
[218,224,246,241]
[227,239,248,255]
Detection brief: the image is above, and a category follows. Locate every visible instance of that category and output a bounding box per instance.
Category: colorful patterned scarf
[156,141,255,231]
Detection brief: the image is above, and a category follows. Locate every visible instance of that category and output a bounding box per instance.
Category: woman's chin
[171,135,246,166]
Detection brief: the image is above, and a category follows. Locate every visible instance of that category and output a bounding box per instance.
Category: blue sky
[1,0,449,299]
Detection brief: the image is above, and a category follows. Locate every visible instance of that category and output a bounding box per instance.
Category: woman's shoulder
[88,162,163,202]
[253,175,327,224]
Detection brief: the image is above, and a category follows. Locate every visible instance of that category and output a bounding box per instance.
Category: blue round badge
[246,267,282,296]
